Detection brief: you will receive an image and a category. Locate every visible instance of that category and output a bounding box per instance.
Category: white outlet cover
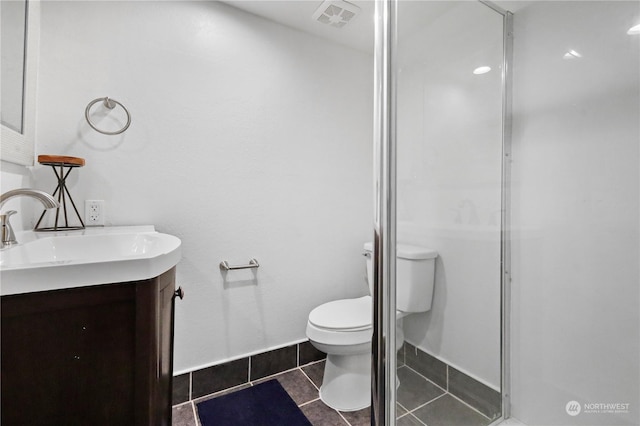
[85,200,105,226]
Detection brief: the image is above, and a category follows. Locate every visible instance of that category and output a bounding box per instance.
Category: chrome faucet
[0,189,60,248]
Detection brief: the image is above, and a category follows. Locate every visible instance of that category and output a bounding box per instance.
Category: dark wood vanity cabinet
[1,267,179,426]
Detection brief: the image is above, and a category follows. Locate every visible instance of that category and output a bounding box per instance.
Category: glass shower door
[373,1,511,425]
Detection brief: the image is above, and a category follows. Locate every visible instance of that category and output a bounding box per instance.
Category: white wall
[510,1,639,425]
[397,2,504,389]
[32,1,373,373]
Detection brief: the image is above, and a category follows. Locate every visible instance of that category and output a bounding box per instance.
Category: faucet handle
[1,210,17,222]
[1,210,17,247]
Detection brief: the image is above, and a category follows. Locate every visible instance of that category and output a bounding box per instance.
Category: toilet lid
[308,296,372,331]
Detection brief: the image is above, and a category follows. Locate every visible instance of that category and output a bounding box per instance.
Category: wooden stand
[35,155,86,231]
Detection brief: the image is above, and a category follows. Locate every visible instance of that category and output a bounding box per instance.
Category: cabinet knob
[174,287,185,300]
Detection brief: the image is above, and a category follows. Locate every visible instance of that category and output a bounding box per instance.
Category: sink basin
[0,226,181,296]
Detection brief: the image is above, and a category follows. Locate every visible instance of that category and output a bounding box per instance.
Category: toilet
[306,242,437,411]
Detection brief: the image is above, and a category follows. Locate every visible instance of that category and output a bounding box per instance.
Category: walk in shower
[373,0,639,425]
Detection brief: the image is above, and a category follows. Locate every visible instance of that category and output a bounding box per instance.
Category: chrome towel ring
[84,96,131,135]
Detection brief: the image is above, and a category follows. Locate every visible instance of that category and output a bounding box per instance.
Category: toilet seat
[306,296,372,347]
[308,296,372,331]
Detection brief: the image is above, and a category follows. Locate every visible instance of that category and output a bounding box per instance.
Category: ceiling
[223,0,376,52]
[222,1,531,53]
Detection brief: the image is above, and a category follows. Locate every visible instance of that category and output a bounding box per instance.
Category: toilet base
[319,352,371,412]
[314,321,407,412]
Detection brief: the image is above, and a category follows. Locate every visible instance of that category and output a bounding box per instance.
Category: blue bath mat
[196,379,312,426]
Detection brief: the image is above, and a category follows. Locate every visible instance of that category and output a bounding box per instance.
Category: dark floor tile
[253,369,318,406]
[397,413,425,426]
[192,383,252,405]
[412,394,491,426]
[300,399,349,426]
[340,407,370,426]
[191,358,249,399]
[396,366,445,411]
[302,360,325,389]
[172,403,196,426]
[404,343,447,389]
[448,367,501,419]
[172,373,190,405]
[299,340,326,365]
[250,345,297,381]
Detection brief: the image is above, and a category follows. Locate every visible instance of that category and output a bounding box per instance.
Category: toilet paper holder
[219,258,260,271]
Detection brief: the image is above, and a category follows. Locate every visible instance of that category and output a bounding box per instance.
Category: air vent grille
[312,0,361,29]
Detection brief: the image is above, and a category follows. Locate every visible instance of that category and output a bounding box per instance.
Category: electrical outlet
[85,200,105,226]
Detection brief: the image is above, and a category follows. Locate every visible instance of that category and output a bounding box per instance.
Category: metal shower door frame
[372,0,396,424]
[371,1,513,425]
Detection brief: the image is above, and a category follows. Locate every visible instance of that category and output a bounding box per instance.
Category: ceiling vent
[312,0,361,29]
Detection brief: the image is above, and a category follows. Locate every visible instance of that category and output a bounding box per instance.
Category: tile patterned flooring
[172,360,495,426]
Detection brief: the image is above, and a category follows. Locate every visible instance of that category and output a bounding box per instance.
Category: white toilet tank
[364,242,438,313]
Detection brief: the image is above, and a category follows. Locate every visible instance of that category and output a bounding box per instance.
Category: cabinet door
[2,268,177,426]
[74,296,136,422]
[134,267,176,426]
[2,299,79,425]
[158,268,177,425]
[1,284,136,426]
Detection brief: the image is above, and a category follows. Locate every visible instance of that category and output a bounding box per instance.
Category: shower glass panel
[374,1,509,424]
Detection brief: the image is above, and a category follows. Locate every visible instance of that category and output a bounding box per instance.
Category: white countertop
[0,225,182,296]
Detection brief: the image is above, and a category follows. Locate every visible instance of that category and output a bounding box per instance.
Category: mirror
[0,0,39,166]
[1,1,26,133]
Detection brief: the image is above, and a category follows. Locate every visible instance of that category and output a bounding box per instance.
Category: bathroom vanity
[0,226,182,425]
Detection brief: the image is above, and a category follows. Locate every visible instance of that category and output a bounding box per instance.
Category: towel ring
[85,97,131,135]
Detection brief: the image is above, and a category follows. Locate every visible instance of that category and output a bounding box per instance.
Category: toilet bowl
[306,295,410,411]
[307,296,372,411]
[305,243,437,412]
